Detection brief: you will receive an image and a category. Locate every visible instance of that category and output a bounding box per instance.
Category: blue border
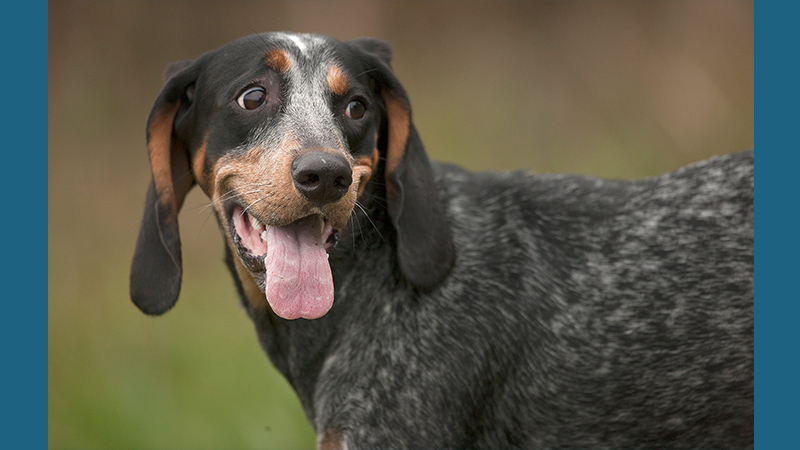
[754,1,794,448]
[4,1,47,448]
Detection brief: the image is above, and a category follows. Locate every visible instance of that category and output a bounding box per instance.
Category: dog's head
[130,32,455,320]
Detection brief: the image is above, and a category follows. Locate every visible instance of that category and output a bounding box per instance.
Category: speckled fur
[134,31,753,450]
[237,151,753,449]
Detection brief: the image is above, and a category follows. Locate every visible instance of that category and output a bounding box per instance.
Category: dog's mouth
[230,206,339,320]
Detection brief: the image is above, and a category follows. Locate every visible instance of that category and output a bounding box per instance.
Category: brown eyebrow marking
[327,64,350,96]
[265,49,292,73]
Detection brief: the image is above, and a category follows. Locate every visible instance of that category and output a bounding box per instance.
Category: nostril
[334,175,349,189]
[297,172,321,188]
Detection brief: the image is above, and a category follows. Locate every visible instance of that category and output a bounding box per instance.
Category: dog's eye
[237,87,266,110]
[345,100,366,120]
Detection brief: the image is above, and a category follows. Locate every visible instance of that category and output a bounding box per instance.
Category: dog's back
[317,151,753,449]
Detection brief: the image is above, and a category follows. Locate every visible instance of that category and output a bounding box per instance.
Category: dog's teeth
[260,230,268,242]
[317,215,325,237]
[250,215,260,230]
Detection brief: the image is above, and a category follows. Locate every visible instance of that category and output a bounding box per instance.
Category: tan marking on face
[326,64,349,96]
[265,49,292,73]
[207,134,379,295]
[213,137,363,226]
[148,102,182,209]
[353,145,379,198]
[211,138,302,227]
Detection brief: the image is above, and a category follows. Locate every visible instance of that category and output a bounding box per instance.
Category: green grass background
[48,1,753,449]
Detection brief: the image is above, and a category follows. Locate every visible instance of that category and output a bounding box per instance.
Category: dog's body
[131,32,754,449]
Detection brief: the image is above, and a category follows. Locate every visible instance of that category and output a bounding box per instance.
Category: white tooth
[317,215,325,237]
[260,230,268,242]
[250,215,260,230]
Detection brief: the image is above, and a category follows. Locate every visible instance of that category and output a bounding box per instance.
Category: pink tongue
[265,217,334,320]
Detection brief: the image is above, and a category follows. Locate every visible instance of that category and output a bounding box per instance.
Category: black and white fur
[131,32,754,449]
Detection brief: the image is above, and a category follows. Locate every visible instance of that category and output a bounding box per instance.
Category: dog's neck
[234,180,400,423]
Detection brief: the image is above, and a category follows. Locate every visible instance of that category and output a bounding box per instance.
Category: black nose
[291,151,353,204]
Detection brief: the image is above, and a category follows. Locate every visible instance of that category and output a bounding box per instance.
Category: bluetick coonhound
[130,32,754,449]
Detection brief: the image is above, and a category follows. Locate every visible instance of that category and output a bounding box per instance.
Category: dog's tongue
[265,216,334,320]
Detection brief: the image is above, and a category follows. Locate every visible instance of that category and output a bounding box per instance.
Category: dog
[130,32,754,449]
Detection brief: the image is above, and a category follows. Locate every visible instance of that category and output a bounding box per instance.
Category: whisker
[246,29,269,56]
[355,67,381,78]
[354,201,385,242]
[347,209,358,249]
[241,193,275,217]
[201,182,274,214]
[197,207,218,237]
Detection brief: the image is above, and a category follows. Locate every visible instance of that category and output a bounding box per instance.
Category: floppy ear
[382,91,456,290]
[346,37,394,66]
[130,62,198,315]
[349,38,456,290]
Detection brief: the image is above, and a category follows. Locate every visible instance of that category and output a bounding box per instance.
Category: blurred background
[48,1,753,449]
